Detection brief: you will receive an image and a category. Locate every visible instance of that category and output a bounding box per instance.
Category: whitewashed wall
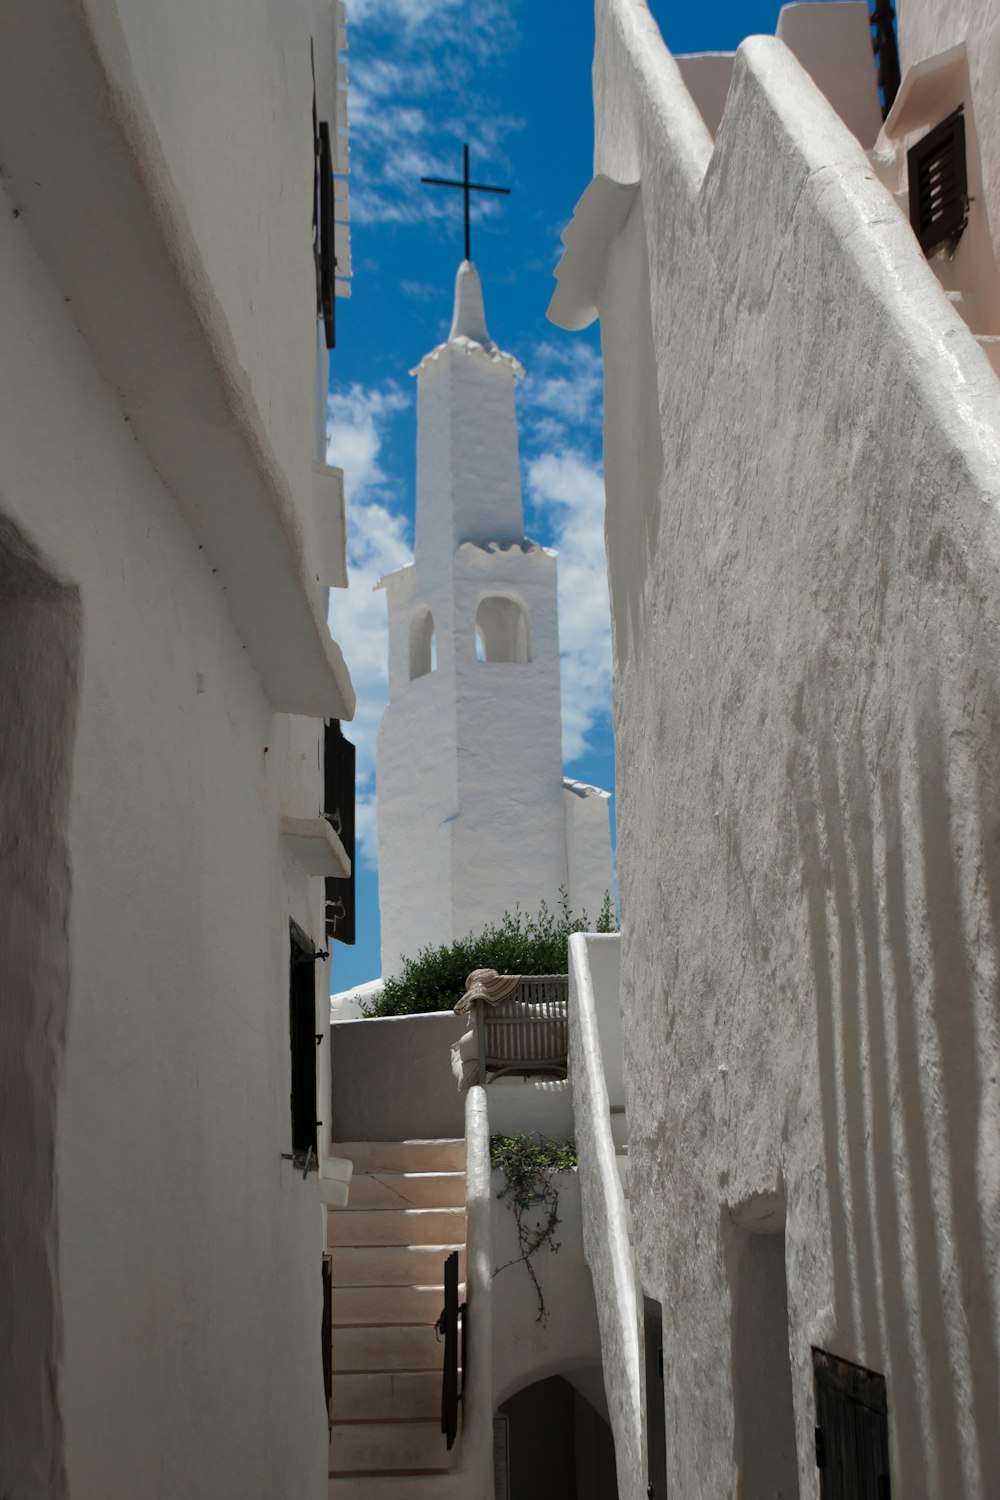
[559,2,1000,1496]
[0,3,350,1496]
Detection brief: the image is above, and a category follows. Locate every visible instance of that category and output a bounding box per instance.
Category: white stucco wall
[563,781,615,922]
[0,6,351,1495]
[555,3,1000,1496]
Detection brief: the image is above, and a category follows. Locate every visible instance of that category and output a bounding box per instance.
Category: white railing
[459,1084,494,1499]
[567,933,644,1500]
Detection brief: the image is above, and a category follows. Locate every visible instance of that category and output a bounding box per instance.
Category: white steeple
[412,261,526,564]
[375,264,612,974]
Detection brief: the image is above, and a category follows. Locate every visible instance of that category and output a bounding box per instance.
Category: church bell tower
[375,261,611,973]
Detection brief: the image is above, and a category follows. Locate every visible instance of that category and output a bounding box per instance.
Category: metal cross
[421,144,511,262]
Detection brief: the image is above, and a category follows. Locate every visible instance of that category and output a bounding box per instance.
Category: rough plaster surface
[563,4,1000,1496]
[0,10,346,1492]
[329,1012,467,1141]
[568,935,643,1500]
[377,265,612,971]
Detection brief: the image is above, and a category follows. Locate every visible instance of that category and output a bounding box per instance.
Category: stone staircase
[327,1140,466,1499]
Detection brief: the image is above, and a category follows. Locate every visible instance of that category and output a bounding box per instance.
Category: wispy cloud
[518,336,610,763]
[345,2,523,230]
[326,383,412,861]
[525,449,611,762]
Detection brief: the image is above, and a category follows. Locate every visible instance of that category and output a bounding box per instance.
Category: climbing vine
[490,1132,578,1324]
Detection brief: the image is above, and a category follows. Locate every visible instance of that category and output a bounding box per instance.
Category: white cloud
[344,3,521,229]
[525,449,611,763]
[327,383,412,862]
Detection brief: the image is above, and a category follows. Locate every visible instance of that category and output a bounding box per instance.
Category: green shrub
[359,890,617,1018]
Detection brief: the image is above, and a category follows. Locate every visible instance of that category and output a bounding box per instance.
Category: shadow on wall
[0,516,80,1500]
[499,1373,618,1500]
[791,655,1000,1497]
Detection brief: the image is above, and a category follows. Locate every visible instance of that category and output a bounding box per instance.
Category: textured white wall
[578,4,1000,1496]
[0,3,344,1492]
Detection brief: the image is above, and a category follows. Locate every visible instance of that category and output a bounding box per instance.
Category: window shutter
[324,720,356,945]
[908,107,969,257]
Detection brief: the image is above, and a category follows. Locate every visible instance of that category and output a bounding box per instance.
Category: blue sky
[327,0,841,991]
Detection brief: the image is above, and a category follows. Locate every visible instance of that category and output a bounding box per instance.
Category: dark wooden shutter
[644,1297,669,1498]
[324,720,355,946]
[317,121,336,349]
[814,1348,891,1499]
[289,921,318,1157]
[322,1255,333,1418]
[439,1251,461,1451]
[908,107,969,257]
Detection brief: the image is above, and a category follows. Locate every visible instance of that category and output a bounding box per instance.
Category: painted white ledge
[280,817,350,878]
[319,1155,353,1207]
[312,462,348,590]
[0,0,355,719]
[547,175,638,332]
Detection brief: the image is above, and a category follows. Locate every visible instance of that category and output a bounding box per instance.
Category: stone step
[341,1172,466,1211]
[330,1472,459,1499]
[329,1244,465,1288]
[331,1371,440,1422]
[332,1284,458,1327]
[331,1323,443,1373]
[332,1141,465,1175]
[329,1419,448,1474]
[327,1207,466,1249]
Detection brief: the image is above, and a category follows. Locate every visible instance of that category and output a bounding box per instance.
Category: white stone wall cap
[563,776,612,800]
[548,174,639,331]
[280,815,351,877]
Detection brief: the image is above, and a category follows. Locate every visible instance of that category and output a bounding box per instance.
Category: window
[475,595,531,663]
[908,106,969,257]
[289,921,319,1163]
[409,607,437,679]
[324,720,355,946]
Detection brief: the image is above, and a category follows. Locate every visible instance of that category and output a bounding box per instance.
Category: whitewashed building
[0,3,355,1497]
[550,0,1000,1497]
[374,261,613,974]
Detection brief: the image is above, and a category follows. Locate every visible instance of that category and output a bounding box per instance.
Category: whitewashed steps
[331,1284,460,1327]
[346,1172,465,1210]
[331,1140,465,1173]
[329,1140,465,1493]
[331,1372,440,1422]
[330,1474,461,1499]
[332,1324,444,1373]
[329,1244,466,1287]
[330,1419,446,1473]
[327,1207,465,1248]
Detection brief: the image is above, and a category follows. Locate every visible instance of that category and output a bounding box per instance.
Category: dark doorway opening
[498,1375,618,1499]
[814,1348,890,1499]
[725,1214,799,1498]
[644,1297,668,1498]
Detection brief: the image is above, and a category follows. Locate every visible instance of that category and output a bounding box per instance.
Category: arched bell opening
[409,605,437,679]
[474,594,531,663]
